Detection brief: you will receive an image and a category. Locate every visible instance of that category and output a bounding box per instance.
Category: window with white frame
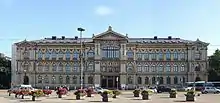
[173,65,178,72]
[137,65,142,72]
[166,64,171,72]
[151,65,156,72]
[144,65,149,72]
[181,65,185,71]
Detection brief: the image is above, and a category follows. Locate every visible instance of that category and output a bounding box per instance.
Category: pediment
[93,26,128,40]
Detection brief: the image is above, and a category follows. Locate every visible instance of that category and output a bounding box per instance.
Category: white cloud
[95,6,113,16]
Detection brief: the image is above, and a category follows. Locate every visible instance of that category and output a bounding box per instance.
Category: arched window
[37,75,42,83]
[88,76,94,84]
[173,65,178,72]
[127,50,134,59]
[37,63,43,72]
[87,49,95,58]
[58,63,63,72]
[66,75,70,84]
[58,51,63,60]
[127,76,133,84]
[87,63,94,71]
[44,75,49,83]
[158,65,163,72]
[181,65,185,71]
[144,52,149,60]
[52,75,56,84]
[59,75,63,84]
[137,77,142,84]
[52,63,57,72]
[44,63,49,72]
[136,50,142,60]
[174,76,178,84]
[73,50,79,60]
[159,51,163,60]
[45,50,50,60]
[65,50,71,60]
[37,51,43,60]
[137,64,142,72]
[173,50,178,60]
[166,64,171,72]
[73,63,78,72]
[144,65,149,72]
[51,50,57,60]
[180,51,185,60]
[145,77,149,84]
[126,63,133,72]
[151,51,156,60]
[152,77,156,84]
[166,76,171,84]
[65,63,71,72]
[166,50,171,60]
[72,76,77,84]
[159,77,164,84]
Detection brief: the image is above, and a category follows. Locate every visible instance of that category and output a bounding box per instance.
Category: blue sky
[0,0,220,57]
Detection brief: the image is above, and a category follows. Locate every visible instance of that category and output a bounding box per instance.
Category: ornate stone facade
[11,26,209,89]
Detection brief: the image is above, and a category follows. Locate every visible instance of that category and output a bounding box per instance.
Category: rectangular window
[44,65,50,72]
[137,66,142,72]
[173,66,178,72]
[166,66,171,72]
[151,65,156,72]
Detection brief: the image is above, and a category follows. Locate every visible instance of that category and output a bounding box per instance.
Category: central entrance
[101,75,120,89]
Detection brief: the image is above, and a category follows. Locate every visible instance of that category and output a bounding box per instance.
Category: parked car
[201,87,220,94]
[156,86,171,93]
[148,87,157,93]
[94,87,109,94]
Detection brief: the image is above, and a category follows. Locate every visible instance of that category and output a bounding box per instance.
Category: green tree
[208,49,220,81]
[0,57,11,88]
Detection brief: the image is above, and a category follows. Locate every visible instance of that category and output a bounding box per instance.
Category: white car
[202,87,220,94]
[94,87,109,94]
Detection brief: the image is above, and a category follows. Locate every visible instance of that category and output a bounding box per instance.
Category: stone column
[94,75,100,87]
[95,43,101,59]
[120,44,126,60]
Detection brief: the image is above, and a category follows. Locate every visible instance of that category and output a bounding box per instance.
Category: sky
[0,0,220,57]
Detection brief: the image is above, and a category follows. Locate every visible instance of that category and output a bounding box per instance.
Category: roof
[14,26,209,46]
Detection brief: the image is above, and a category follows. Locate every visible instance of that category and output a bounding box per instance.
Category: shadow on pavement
[173,100,186,102]
[62,98,85,100]
[89,101,112,102]
[19,99,42,102]
[159,96,170,98]
[130,98,145,100]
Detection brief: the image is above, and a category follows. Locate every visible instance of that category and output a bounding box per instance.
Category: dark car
[157,86,171,93]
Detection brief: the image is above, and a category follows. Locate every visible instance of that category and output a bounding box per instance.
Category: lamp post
[52,76,55,90]
[23,70,27,84]
[77,27,85,90]
[116,77,119,90]
[42,77,44,89]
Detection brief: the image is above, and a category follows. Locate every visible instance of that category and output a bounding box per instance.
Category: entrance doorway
[101,76,120,89]
[23,76,29,85]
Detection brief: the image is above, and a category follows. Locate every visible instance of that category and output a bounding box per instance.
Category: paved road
[0,90,219,103]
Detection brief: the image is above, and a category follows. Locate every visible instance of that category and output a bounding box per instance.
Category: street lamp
[23,70,27,84]
[116,77,119,90]
[52,76,55,90]
[77,27,85,90]
[42,77,44,89]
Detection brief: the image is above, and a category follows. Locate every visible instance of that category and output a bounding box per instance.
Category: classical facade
[11,26,209,89]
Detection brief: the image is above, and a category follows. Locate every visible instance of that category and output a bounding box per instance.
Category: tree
[0,57,11,88]
[208,49,220,81]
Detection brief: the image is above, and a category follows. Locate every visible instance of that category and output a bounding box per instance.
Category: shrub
[112,90,121,95]
[74,89,86,96]
[133,89,140,94]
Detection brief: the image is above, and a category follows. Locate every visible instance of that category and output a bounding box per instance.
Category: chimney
[52,36,56,40]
